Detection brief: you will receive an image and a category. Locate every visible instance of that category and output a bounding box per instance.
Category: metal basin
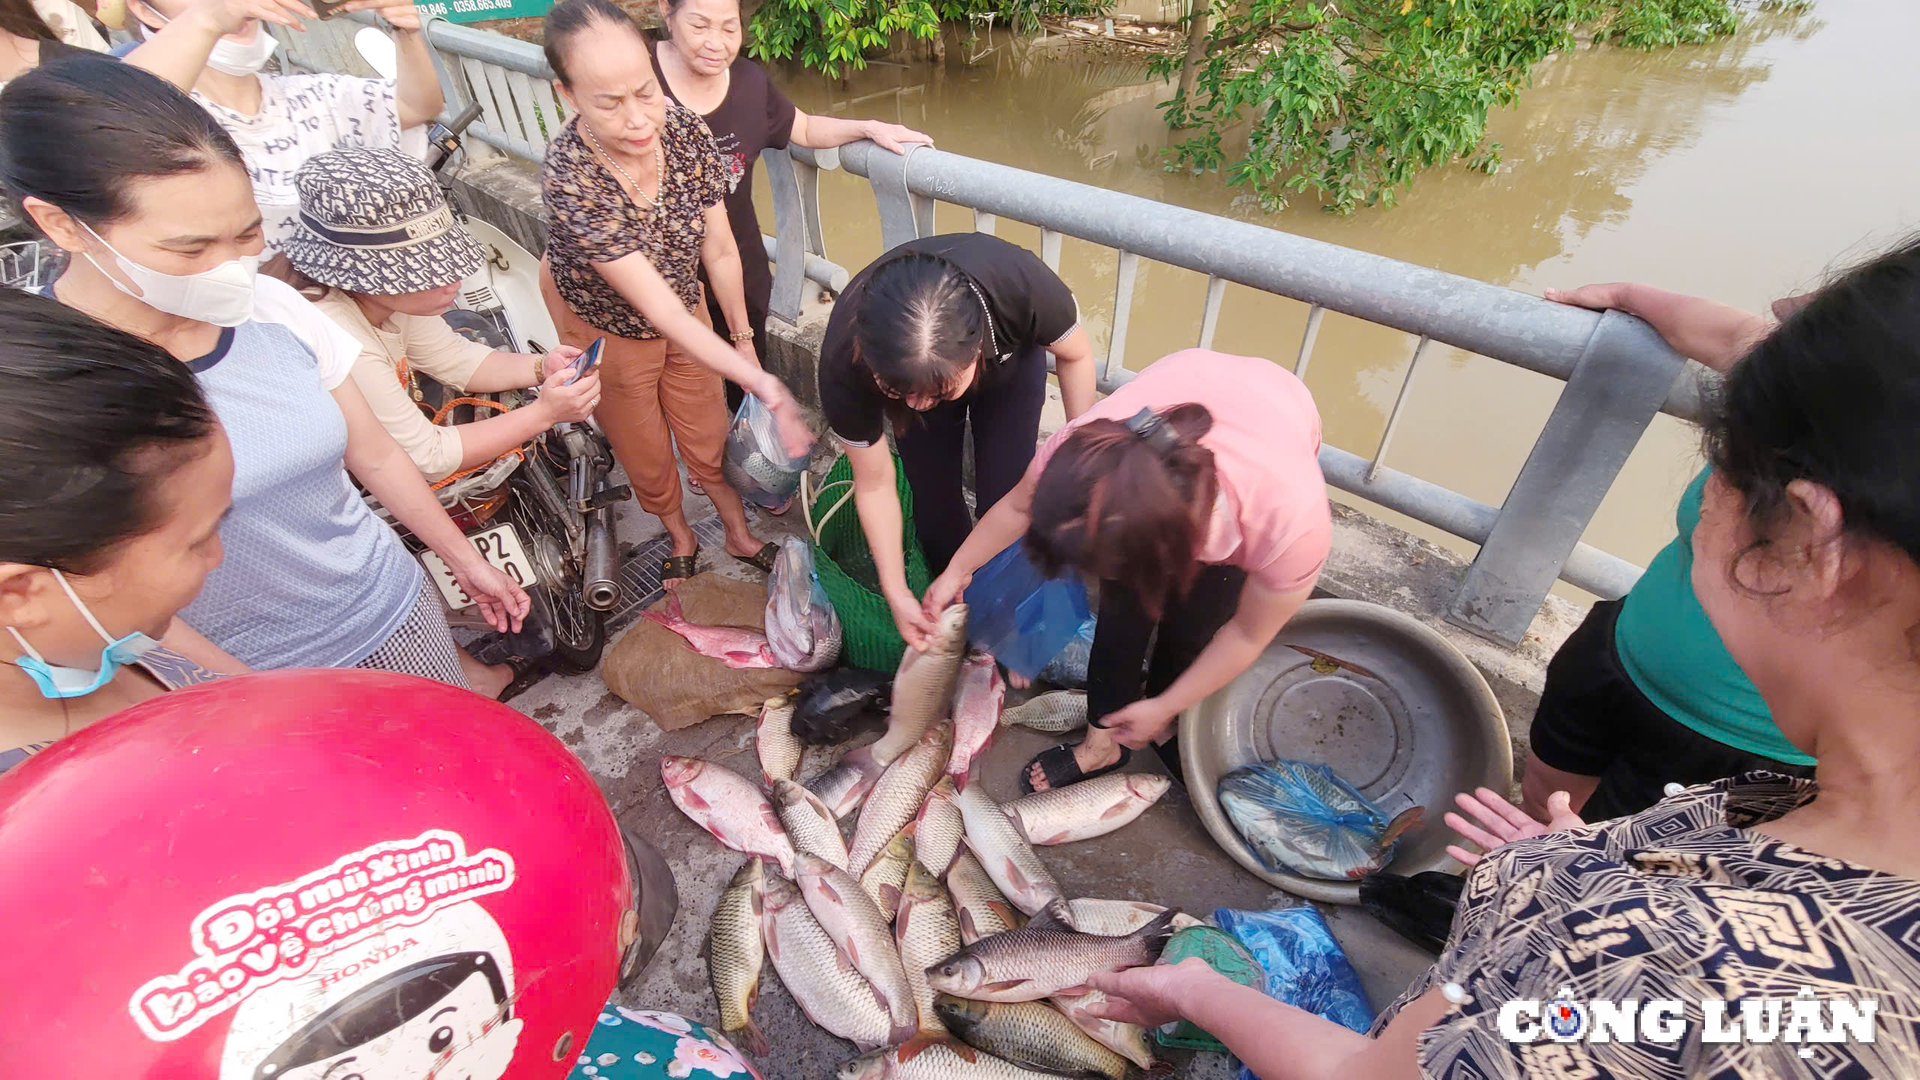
[1180,599,1511,904]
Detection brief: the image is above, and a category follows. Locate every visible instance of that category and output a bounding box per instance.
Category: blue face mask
[6,569,160,699]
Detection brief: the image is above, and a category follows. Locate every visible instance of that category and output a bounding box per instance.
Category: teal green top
[1613,469,1816,767]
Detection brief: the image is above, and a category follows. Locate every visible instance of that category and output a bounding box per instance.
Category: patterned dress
[565,1006,762,1080]
[1376,773,1920,1079]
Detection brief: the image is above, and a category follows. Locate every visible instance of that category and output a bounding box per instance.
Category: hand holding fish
[1095,697,1178,749]
[1085,958,1213,1028]
[1443,787,1584,866]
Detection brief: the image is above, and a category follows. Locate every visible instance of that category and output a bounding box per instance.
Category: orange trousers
[541,263,729,521]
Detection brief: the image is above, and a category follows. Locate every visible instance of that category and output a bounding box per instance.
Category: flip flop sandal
[661,546,701,587]
[734,541,780,575]
[495,655,547,704]
[1020,740,1133,795]
[687,478,705,496]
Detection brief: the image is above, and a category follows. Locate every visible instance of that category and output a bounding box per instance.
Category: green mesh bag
[1153,926,1267,1052]
[804,454,930,672]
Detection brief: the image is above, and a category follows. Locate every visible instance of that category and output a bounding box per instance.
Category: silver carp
[935,996,1129,1080]
[1004,773,1172,846]
[1051,989,1159,1070]
[808,746,887,821]
[945,652,1004,790]
[756,696,801,787]
[859,823,916,920]
[896,860,963,1036]
[999,691,1088,735]
[925,907,1177,1003]
[794,852,920,1044]
[945,851,1021,946]
[871,604,969,765]
[849,722,952,875]
[707,859,768,1057]
[761,873,895,1049]
[662,755,796,877]
[1064,898,1204,937]
[914,777,965,879]
[953,782,1063,917]
[773,778,851,872]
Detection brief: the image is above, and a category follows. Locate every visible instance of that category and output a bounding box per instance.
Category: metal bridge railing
[279,19,1702,647]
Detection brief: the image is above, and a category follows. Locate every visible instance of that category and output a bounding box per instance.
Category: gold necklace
[582,122,663,211]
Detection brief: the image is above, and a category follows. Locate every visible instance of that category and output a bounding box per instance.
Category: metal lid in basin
[1180,598,1512,904]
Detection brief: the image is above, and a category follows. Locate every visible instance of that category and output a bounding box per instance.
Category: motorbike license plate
[420,523,538,610]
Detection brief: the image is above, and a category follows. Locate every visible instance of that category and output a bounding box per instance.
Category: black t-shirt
[650,43,797,304]
[819,233,1081,446]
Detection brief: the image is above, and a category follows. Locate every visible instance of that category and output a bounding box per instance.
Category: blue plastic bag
[1037,615,1095,687]
[723,393,807,509]
[1214,905,1373,1080]
[963,539,1090,679]
[1218,760,1422,881]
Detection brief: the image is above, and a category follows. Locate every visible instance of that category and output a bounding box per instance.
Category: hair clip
[1124,407,1181,455]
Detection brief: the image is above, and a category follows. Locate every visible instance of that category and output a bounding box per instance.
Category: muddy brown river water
[747,1,1919,590]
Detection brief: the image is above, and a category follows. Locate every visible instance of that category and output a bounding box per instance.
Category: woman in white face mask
[123,0,443,261]
[4,54,529,692]
[0,288,236,776]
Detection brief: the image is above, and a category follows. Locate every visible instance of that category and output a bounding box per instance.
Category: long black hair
[0,288,218,575]
[0,0,58,43]
[851,253,987,426]
[544,0,647,86]
[0,53,243,228]
[1704,235,1920,581]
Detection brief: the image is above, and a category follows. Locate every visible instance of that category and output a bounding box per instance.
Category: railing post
[860,142,930,250]
[1445,310,1689,645]
[761,147,810,326]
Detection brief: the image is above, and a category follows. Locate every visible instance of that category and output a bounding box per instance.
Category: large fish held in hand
[837,1040,1062,1080]
[757,696,802,787]
[773,778,851,872]
[925,907,1177,1003]
[762,873,896,1050]
[1003,773,1172,845]
[895,861,963,1036]
[793,852,920,1044]
[953,782,1063,917]
[999,690,1088,734]
[870,604,969,765]
[808,747,887,821]
[849,722,952,875]
[708,859,769,1056]
[946,851,1021,946]
[935,996,1129,1080]
[945,652,1004,790]
[914,777,965,879]
[642,591,778,669]
[662,755,796,877]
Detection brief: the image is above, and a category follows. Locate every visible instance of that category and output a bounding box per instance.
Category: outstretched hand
[1444,787,1584,866]
[1087,958,1211,1029]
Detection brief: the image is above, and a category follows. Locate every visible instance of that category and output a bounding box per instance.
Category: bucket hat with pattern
[283,146,485,295]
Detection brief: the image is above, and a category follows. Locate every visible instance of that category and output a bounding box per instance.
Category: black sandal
[735,542,780,575]
[661,546,700,587]
[1020,740,1133,795]
[496,656,547,704]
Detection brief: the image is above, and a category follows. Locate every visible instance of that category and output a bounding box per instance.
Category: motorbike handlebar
[445,102,485,140]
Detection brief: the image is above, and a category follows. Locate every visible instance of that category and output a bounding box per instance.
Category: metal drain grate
[608,516,729,631]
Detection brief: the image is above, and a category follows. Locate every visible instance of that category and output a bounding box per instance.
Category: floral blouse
[543,106,732,341]
[566,1005,761,1080]
[1376,773,1920,1079]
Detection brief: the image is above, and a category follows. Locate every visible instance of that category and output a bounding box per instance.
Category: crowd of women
[0,0,1917,1074]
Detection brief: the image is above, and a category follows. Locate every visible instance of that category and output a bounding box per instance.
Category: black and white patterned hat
[283,147,485,295]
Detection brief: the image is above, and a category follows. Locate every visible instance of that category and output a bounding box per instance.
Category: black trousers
[895,344,1050,574]
[1087,566,1248,766]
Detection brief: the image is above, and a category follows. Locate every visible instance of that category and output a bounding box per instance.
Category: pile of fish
[663,604,1188,1078]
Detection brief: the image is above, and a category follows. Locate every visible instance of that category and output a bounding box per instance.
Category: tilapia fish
[914,777,965,879]
[954,782,1063,917]
[999,691,1088,735]
[762,873,895,1050]
[849,723,952,875]
[662,755,796,877]
[896,861,963,1036]
[935,996,1128,1080]
[871,604,969,765]
[1064,898,1203,937]
[945,652,1004,790]
[1004,773,1172,846]
[1051,989,1159,1070]
[808,746,887,821]
[794,852,920,1043]
[836,1040,1065,1080]
[642,591,776,669]
[925,907,1177,1003]
[757,696,801,787]
[945,851,1020,946]
[708,860,768,1056]
[774,779,851,872]
[860,824,916,919]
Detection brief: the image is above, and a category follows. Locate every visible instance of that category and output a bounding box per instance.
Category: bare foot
[458,648,513,698]
[723,529,769,562]
[1027,730,1122,792]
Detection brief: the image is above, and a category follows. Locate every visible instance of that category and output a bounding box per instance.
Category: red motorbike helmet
[0,670,674,1080]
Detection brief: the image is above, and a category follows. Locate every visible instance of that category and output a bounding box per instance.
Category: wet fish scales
[1052,990,1160,1070]
[953,782,1063,916]
[924,908,1178,1002]
[945,851,1021,946]
[762,874,895,1050]
[872,604,968,764]
[661,755,796,877]
[896,861,964,1036]
[999,691,1088,734]
[849,723,951,874]
[946,652,1004,789]
[836,1040,1066,1080]
[756,697,801,787]
[774,779,851,872]
[808,748,886,820]
[794,852,920,1042]
[935,996,1129,1080]
[914,777,965,879]
[860,824,916,919]
[707,860,768,1057]
[1004,773,1172,846]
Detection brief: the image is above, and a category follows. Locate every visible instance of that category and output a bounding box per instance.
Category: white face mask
[139,11,279,77]
[6,570,160,699]
[79,220,259,327]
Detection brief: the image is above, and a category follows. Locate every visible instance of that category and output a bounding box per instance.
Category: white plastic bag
[724,393,807,509]
[766,536,842,672]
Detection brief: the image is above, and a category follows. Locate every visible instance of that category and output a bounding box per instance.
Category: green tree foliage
[1154,0,1809,213]
[748,0,1110,76]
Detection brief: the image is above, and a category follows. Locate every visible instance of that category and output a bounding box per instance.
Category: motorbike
[365,101,626,673]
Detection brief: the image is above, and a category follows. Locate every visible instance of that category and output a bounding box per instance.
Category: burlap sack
[602,575,802,731]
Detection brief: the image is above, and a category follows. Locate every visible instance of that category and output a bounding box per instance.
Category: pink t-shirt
[1031,349,1331,593]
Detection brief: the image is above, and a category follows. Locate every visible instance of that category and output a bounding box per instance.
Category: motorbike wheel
[509,470,607,675]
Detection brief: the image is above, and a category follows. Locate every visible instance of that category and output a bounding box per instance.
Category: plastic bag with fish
[1218,760,1423,881]
[964,540,1091,680]
[1037,616,1095,689]
[724,392,808,509]
[791,667,892,745]
[766,536,842,672]
[1213,905,1373,1046]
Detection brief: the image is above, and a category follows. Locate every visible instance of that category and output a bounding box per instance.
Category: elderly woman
[1082,238,1920,1079]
